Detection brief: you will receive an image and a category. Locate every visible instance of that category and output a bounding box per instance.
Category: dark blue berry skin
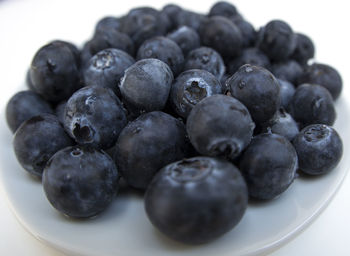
[288,83,336,128]
[30,42,80,103]
[170,69,223,118]
[184,47,225,80]
[167,26,200,56]
[298,63,342,100]
[231,17,256,48]
[291,33,315,65]
[172,9,206,32]
[257,20,296,62]
[6,91,54,133]
[115,111,187,190]
[261,108,299,141]
[278,79,295,109]
[13,114,74,178]
[83,48,135,96]
[119,59,173,115]
[240,133,298,200]
[208,1,239,18]
[293,124,343,175]
[50,40,81,67]
[55,101,67,124]
[64,86,127,149]
[186,95,255,160]
[271,60,303,85]
[144,156,248,245]
[228,48,270,75]
[227,64,280,124]
[95,16,123,34]
[43,146,119,218]
[121,7,170,48]
[199,16,242,58]
[136,36,184,76]
[162,4,182,30]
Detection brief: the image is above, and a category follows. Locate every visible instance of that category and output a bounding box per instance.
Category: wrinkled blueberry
[64,86,127,149]
[184,47,225,80]
[187,94,255,160]
[30,41,80,103]
[298,63,342,100]
[257,20,296,62]
[83,48,135,96]
[291,33,315,65]
[199,16,242,58]
[278,79,295,109]
[137,36,184,76]
[271,60,303,85]
[227,64,280,124]
[145,156,248,244]
[13,114,73,178]
[43,146,119,218]
[288,83,336,128]
[261,108,299,141]
[115,111,187,189]
[170,69,222,118]
[240,133,298,200]
[208,1,239,18]
[119,58,173,115]
[167,26,200,56]
[293,124,343,175]
[228,47,270,75]
[6,91,54,133]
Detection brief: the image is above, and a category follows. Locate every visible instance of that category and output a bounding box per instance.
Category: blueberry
[199,16,242,58]
[13,114,73,178]
[240,133,298,200]
[54,100,67,124]
[95,16,123,34]
[144,156,248,244]
[172,9,206,32]
[261,108,299,141]
[208,1,239,18]
[167,26,200,56]
[271,60,303,85]
[231,17,256,48]
[186,95,255,160]
[50,40,81,67]
[162,4,182,29]
[30,42,80,103]
[227,47,270,75]
[257,20,296,62]
[278,79,295,109]
[83,48,135,96]
[298,63,342,100]
[115,111,187,189]
[119,58,173,115]
[227,64,280,124]
[170,69,223,118]
[43,146,119,218]
[64,86,127,149]
[288,83,336,128]
[136,36,184,76]
[291,33,315,65]
[184,47,225,80]
[6,90,54,133]
[292,124,343,175]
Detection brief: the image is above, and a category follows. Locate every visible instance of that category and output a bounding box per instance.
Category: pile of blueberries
[6,1,344,245]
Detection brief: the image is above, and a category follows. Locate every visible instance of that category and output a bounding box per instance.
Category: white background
[0,0,350,255]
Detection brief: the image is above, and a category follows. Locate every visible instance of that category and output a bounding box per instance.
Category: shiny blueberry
[293,124,343,175]
[187,94,255,160]
[115,111,187,190]
[170,69,222,118]
[240,133,298,200]
[64,86,127,149]
[13,114,73,178]
[43,146,119,218]
[144,156,248,244]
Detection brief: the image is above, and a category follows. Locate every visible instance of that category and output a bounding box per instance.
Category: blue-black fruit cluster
[7,0,343,246]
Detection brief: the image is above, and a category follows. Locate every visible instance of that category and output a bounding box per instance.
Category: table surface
[1,0,350,255]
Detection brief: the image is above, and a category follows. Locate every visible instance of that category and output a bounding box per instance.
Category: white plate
[0,1,349,256]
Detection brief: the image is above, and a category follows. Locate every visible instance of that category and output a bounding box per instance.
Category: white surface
[0,0,350,255]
